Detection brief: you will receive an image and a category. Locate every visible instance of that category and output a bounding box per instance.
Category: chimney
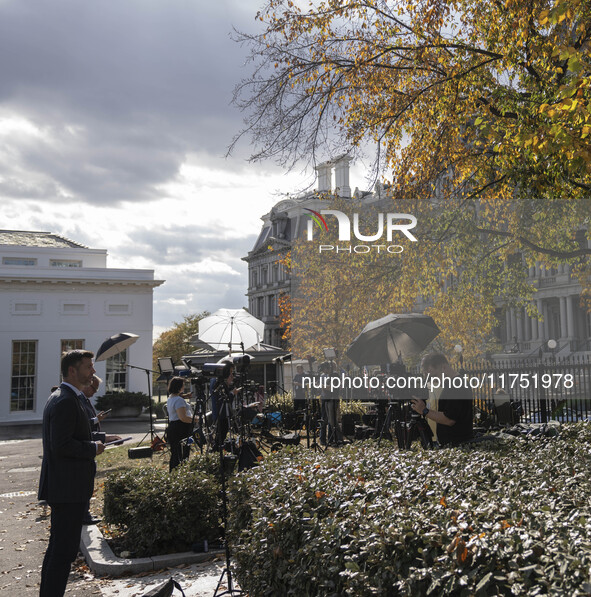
[315,161,332,193]
[334,156,352,198]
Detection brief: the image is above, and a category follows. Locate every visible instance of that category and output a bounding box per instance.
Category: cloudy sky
[0,0,333,339]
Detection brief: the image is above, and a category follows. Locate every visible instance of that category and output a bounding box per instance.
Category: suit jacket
[38,383,97,503]
[80,393,106,443]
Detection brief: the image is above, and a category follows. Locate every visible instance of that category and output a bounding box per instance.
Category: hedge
[95,391,151,411]
[103,454,220,556]
[228,423,591,596]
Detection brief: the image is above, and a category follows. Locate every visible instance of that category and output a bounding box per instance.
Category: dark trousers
[167,420,192,471]
[40,501,86,597]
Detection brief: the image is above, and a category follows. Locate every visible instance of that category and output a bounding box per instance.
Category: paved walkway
[0,420,234,596]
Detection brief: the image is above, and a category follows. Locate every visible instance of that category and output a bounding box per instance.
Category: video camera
[180,355,251,381]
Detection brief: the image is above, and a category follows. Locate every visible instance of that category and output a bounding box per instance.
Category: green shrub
[152,400,168,419]
[104,454,221,556]
[95,391,151,411]
[266,391,294,413]
[229,423,591,596]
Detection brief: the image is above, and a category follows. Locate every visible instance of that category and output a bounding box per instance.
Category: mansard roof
[0,230,89,249]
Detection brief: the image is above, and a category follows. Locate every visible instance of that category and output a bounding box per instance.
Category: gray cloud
[0,0,262,204]
[129,226,258,266]
[0,0,284,335]
[153,269,249,329]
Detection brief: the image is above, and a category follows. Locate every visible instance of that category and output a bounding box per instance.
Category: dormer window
[50,259,82,268]
[3,257,37,266]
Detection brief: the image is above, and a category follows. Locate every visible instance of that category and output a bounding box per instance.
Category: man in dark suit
[38,350,105,597]
[79,374,121,525]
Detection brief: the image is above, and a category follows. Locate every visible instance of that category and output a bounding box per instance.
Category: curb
[80,525,223,576]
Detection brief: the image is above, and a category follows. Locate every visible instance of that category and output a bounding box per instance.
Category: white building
[0,230,164,425]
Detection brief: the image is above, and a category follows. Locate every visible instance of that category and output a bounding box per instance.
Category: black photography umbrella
[95,332,159,447]
[346,313,440,366]
[95,332,139,362]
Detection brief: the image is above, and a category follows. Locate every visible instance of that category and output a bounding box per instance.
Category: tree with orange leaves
[233,0,591,357]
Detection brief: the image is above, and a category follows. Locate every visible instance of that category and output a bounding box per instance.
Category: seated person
[411,352,473,446]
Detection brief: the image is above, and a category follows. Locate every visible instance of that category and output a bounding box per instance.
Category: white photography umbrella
[198,309,264,353]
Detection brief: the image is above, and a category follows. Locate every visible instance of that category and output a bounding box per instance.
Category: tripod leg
[377,404,394,446]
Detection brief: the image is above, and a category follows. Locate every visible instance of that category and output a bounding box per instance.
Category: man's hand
[97,410,111,422]
[105,434,123,445]
[410,398,426,414]
[95,441,105,455]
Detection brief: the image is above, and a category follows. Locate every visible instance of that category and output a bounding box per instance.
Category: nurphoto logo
[305,208,418,254]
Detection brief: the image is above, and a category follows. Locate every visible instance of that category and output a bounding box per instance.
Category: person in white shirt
[166,377,193,470]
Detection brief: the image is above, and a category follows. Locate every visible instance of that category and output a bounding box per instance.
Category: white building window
[50,259,82,268]
[106,303,131,315]
[61,339,85,353]
[2,257,37,266]
[11,341,37,412]
[11,301,41,315]
[106,349,127,392]
[60,302,88,315]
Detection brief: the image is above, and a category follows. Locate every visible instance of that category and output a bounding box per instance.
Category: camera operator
[166,377,193,470]
[410,353,473,447]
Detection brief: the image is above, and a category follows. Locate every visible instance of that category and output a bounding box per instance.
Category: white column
[537,299,545,340]
[566,295,575,338]
[505,310,512,344]
[517,307,525,342]
[510,309,518,343]
[559,297,567,339]
[530,307,538,341]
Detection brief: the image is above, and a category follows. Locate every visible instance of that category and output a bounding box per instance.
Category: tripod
[376,399,400,446]
[390,401,433,450]
[213,392,243,597]
[304,396,324,452]
[186,378,209,454]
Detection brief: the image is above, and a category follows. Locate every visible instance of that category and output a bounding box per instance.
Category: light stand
[126,363,160,445]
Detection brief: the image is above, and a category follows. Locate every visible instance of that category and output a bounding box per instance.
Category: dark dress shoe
[82,516,102,525]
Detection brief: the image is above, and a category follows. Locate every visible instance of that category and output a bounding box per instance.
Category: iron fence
[461,355,591,423]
